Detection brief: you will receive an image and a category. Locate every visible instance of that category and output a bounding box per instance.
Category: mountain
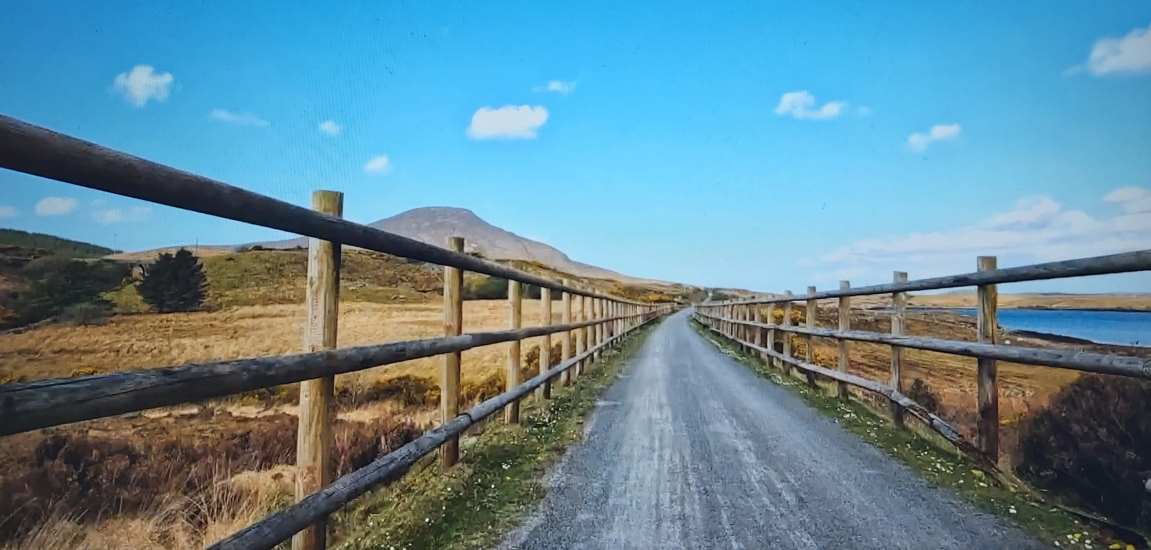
[248,207,658,283]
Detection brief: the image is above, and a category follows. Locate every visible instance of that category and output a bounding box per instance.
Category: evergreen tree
[12,257,127,325]
[137,248,207,312]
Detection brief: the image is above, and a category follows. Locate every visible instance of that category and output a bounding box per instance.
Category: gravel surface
[501,309,1043,549]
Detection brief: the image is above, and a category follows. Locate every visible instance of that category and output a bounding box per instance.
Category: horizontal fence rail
[693,312,1151,379]
[0,113,679,550]
[0,115,645,304]
[708,250,1151,305]
[210,312,665,550]
[694,251,1150,476]
[0,312,652,436]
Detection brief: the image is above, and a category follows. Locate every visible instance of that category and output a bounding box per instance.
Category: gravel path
[501,309,1043,549]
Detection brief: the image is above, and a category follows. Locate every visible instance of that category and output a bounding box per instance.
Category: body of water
[933,308,1150,347]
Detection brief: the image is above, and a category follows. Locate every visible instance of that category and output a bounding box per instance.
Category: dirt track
[503,310,1041,549]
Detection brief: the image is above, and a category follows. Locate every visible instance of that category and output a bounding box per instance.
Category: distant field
[0,299,555,386]
[907,292,1151,311]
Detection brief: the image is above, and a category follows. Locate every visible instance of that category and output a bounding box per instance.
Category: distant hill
[247,207,666,284]
[0,228,116,258]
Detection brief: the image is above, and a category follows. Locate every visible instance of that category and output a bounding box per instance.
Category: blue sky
[2,1,1150,293]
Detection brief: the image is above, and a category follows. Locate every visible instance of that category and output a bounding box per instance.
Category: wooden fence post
[754,304,767,362]
[976,256,999,461]
[575,294,586,377]
[505,280,522,424]
[440,236,464,469]
[561,282,573,386]
[766,303,777,369]
[804,286,817,387]
[593,298,602,360]
[783,292,794,378]
[836,280,851,401]
[580,292,589,370]
[537,287,552,401]
[890,271,908,427]
[293,190,343,550]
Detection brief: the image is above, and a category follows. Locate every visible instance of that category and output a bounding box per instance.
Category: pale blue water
[939,308,1150,347]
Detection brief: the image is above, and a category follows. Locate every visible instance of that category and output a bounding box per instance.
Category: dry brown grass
[764,306,1131,464]
[0,299,566,548]
[849,291,1151,311]
[0,299,557,389]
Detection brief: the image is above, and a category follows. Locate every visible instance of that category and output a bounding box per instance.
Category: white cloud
[774,90,847,120]
[210,109,270,127]
[112,65,173,107]
[1104,186,1151,214]
[34,197,77,216]
[94,206,151,225]
[319,120,342,135]
[533,80,576,95]
[1081,22,1151,76]
[363,155,391,175]
[906,123,961,152]
[0,206,17,219]
[466,105,549,140]
[807,186,1151,284]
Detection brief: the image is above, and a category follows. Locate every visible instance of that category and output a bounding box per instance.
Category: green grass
[689,318,1143,550]
[0,228,116,258]
[104,249,442,312]
[333,322,658,550]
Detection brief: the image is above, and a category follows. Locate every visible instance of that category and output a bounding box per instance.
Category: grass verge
[334,321,659,550]
[689,317,1142,550]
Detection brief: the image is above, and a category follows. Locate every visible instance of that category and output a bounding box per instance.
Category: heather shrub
[1016,374,1151,532]
[906,378,941,414]
[0,414,418,543]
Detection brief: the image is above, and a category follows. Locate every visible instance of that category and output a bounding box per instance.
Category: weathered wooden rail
[0,114,676,550]
[694,251,1151,469]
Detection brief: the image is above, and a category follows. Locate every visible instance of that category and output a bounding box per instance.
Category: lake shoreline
[863,305,1150,349]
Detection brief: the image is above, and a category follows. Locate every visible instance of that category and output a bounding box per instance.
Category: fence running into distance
[0,114,676,550]
[694,251,1151,471]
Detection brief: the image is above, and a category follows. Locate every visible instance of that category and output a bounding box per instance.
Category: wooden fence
[0,114,676,550]
[693,251,1151,471]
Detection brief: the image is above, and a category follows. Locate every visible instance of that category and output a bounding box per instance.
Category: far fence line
[0,114,678,550]
[694,251,1151,471]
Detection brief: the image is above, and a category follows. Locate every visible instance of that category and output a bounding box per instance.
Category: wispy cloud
[210,109,270,127]
[319,120,342,135]
[94,206,151,225]
[1104,186,1151,214]
[0,206,17,219]
[112,65,174,107]
[363,155,391,175]
[34,197,77,216]
[533,80,576,95]
[1069,22,1151,76]
[806,187,1151,284]
[906,123,961,152]
[774,90,847,120]
[466,105,549,140]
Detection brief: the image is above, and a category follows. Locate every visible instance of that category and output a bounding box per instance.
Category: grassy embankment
[333,319,657,549]
[690,317,1142,550]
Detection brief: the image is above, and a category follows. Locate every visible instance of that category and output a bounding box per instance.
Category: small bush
[905,378,941,414]
[1016,374,1151,532]
[337,375,438,408]
[137,248,207,313]
[58,302,112,326]
[462,275,507,300]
